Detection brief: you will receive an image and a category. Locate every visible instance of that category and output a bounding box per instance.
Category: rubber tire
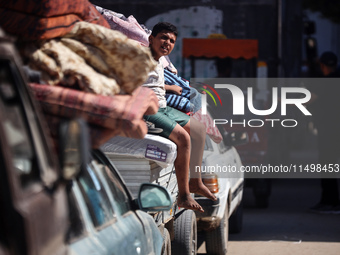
[171,210,197,255]
[229,201,243,234]
[161,228,171,255]
[205,203,229,255]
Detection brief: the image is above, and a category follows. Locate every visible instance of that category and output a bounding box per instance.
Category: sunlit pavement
[198,137,340,254]
[198,177,340,255]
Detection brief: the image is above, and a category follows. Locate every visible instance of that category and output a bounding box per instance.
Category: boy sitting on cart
[143,22,216,212]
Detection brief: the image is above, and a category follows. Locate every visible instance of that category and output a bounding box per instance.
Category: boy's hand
[165,84,182,95]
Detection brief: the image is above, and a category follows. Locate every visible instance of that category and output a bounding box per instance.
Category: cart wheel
[171,210,197,255]
[205,203,228,255]
[161,228,171,255]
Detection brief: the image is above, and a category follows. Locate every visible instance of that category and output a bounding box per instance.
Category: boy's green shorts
[144,106,190,138]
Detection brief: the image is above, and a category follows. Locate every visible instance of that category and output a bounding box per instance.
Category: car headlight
[202,173,219,194]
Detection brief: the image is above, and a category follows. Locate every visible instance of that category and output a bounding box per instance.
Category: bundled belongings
[29,84,159,147]
[162,68,222,142]
[1,0,156,96]
[0,0,110,40]
[63,22,155,94]
[95,5,151,47]
[163,68,203,113]
[23,21,156,95]
[0,0,159,147]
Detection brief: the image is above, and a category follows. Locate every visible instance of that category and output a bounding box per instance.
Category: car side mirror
[223,131,248,147]
[59,119,90,180]
[137,183,172,211]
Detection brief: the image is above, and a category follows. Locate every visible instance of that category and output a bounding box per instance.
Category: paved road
[197,129,340,254]
[198,135,340,255]
[198,178,340,255]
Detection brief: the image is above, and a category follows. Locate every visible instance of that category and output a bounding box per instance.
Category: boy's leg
[145,107,215,210]
[183,118,217,200]
[145,109,204,212]
[169,124,204,212]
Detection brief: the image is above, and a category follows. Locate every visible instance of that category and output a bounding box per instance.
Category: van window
[96,161,130,215]
[77,162,114,228]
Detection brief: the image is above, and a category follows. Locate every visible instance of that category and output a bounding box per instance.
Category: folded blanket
[63,22,156,94]
[165,94,191,113]
[24,22,156,95]
[29,84,159,141]
[164,69,201,113]
[95,5,150,47]
[25,40,120,95]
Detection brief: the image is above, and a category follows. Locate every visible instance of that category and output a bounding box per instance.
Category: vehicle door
[93,150,161,255]
[204,135,243,204]
[217,137,243,189]
[0,46,68,254]
[68,151,154,255]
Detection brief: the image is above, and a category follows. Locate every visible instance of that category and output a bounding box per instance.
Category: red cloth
[29,83,159,145]
[192,109,223,144]
[0,0,109,40]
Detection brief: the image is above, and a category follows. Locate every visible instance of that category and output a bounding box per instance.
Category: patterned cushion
[29,83,159,144]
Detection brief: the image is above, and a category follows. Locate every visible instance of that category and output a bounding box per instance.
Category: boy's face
[149,30,176,61]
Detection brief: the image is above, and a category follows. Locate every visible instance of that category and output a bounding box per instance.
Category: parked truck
[102,122,245,255]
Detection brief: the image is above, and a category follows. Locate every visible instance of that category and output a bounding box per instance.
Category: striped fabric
[165,94,191,113]
[0,0,109,40]
[164,69,191,113]
[163,70,222,143]
[164,69,191,90]
[29,83,159,145]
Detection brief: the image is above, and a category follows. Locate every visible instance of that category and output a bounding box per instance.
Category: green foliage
[303,0,340,23]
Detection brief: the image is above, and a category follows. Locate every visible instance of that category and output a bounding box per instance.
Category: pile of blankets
[95,5,151,47]
[23,22,156,96]
[0,0,222,145]
[0,0,109,40]
[0,0,158,147]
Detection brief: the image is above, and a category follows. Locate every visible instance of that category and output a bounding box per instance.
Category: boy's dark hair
[151,22,178,37]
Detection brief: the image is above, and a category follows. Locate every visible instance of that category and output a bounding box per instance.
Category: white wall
[145,6,224,79]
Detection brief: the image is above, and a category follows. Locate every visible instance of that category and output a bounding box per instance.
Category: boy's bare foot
[177,193,204,212]
[189,179,217,201]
